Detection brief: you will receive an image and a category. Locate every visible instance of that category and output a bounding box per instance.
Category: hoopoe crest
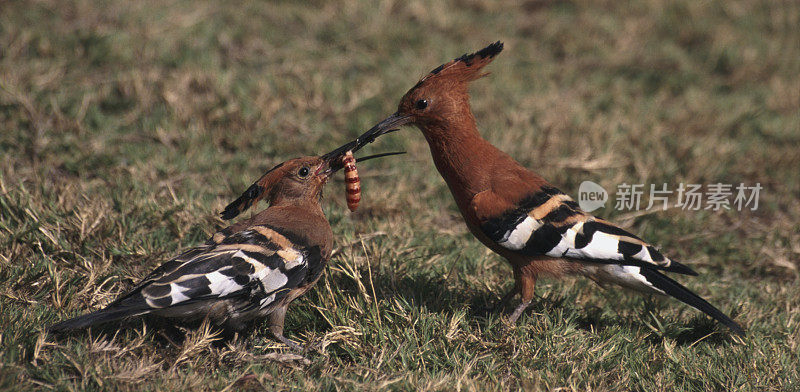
[358,41,744,335]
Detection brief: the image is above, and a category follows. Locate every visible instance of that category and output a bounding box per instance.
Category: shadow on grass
[45,315,252,348]
[570,301,738,346]
[332,264,741,347]
[46,266,740,353]
[325,265,500,317]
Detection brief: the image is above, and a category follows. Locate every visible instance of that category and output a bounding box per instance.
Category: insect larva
[343,151,360,211]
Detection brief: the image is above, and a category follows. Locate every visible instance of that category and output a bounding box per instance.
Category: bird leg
[491,266,524,313]
[508,272,537,324]
[268,306,302,352]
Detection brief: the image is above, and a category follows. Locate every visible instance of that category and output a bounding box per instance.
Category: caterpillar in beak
[343,150,360,211]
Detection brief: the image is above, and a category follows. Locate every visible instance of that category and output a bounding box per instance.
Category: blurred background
[1,0,799,390]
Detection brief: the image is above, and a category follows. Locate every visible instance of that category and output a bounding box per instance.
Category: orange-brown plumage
[360,41,743,335]
[51,144,402,349]
[50,156,337,350]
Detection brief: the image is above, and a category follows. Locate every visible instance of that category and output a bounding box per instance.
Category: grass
[1,0,799,390]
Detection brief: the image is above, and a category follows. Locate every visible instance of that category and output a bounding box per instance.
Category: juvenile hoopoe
[49,142,400,349]
[359,41,744,335]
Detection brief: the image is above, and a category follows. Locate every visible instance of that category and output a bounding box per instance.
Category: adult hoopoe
[358,41,744,335]
[49,142,401,349]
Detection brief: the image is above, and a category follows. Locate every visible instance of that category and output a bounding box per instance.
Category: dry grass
[1,0,799,390]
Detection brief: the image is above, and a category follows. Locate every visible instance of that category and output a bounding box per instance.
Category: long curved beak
[356,112,411,149]
[319,149,405,176]
[359,112,412,144]
[320,112,411,164]
[225,149,405,220]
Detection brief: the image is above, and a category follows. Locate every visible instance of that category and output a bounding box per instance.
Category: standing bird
[49,142,401,349]
[359,41,744,335]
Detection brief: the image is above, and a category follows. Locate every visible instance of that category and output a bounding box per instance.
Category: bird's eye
[415,99,428,110]
[298,167,310,178]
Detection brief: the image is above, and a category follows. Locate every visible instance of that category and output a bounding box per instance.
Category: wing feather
[57,224,322,331]
[477,186,696,275]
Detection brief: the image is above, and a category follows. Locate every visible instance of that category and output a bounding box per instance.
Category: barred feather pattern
[480,186,698,293]
[365,40,743,334]
[51,224,324,332]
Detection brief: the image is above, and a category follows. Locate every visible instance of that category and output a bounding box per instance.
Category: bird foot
[274,333,325,357]
[301,339,326,355]
[507,300,532,324]
[274,333,303,352]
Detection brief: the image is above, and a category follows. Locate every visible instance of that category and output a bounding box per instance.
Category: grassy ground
[1,0,799,390]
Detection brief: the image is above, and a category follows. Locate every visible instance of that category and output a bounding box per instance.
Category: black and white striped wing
[113,225,320,313]
[476,185,745,334]
[49,224,323,333]
[479,186,696,275]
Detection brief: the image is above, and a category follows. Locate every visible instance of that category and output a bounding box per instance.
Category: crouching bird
[359,41,744,335]
[49,141,401,349]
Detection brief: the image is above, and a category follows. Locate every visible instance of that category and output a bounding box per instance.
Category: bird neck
[244,200,332,257]
[419,113,496,200]
[270,196,325,217]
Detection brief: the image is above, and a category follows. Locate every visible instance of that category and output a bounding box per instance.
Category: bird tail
[48,306,150,333]
[639,268,745,336]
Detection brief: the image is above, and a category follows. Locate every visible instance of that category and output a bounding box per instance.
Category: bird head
[220,157,326,219]
[360,41,504,138]
[221,144,403,220]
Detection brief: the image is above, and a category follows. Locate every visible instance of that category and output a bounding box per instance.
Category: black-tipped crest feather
[222,183,265,220]
[416,41,504,88]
